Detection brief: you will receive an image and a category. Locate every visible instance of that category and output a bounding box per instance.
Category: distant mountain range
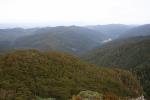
[14,26,106,55]
[86,24,135,39]
[86,24,150,39]
[0,24,150,55]
[0,26,107,55]
[121,24,150,37]
[0,28,38,41]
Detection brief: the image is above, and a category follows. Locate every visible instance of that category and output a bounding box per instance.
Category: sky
[0,0,150,26]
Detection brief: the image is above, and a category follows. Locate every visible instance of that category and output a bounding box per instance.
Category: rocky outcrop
[72,90,103,100]
[129,96,145,100]
[71,90,145,100]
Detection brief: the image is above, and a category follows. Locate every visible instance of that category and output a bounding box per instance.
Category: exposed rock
[129,96,145,100]
[72,90,103,100]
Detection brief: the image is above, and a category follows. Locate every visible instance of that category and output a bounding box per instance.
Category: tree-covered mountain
[121,24,150,38]
[14,26,106,55]
[0,50,142,100]
[0,28,38,54]
[133,62,150,99]
[0,28,37,41]
[82,36,150,99]
[83,36,150,69]
[86,24,134,39]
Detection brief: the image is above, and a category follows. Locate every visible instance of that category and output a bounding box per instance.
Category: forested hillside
[0,50,142,100]
[83,36,150,69]
[14,26,106,55]
[82,36,150,99]
[121,24,150,38]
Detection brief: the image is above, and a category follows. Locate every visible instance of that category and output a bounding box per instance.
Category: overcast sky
[0,0,150,26]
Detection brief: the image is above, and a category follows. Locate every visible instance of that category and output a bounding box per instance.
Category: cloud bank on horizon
[0,0,150,26]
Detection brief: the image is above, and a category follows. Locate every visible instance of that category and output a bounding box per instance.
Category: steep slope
[133,61,150,99]
[86,24,134,39]
[14,26,106,55]
[82,36,150,99]
[121,24,150,38]
[83,36,150,69]
[0,50,142,100]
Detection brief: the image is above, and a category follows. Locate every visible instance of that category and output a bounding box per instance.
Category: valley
[0,24,149,100]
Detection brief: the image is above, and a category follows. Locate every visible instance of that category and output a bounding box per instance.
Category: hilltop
[0,50,142,100]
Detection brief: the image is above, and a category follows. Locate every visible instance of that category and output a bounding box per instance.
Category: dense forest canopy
[82,36,150,99]
[0,50,142,100]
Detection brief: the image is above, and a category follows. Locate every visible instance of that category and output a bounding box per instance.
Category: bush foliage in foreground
[0,50,142,100]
